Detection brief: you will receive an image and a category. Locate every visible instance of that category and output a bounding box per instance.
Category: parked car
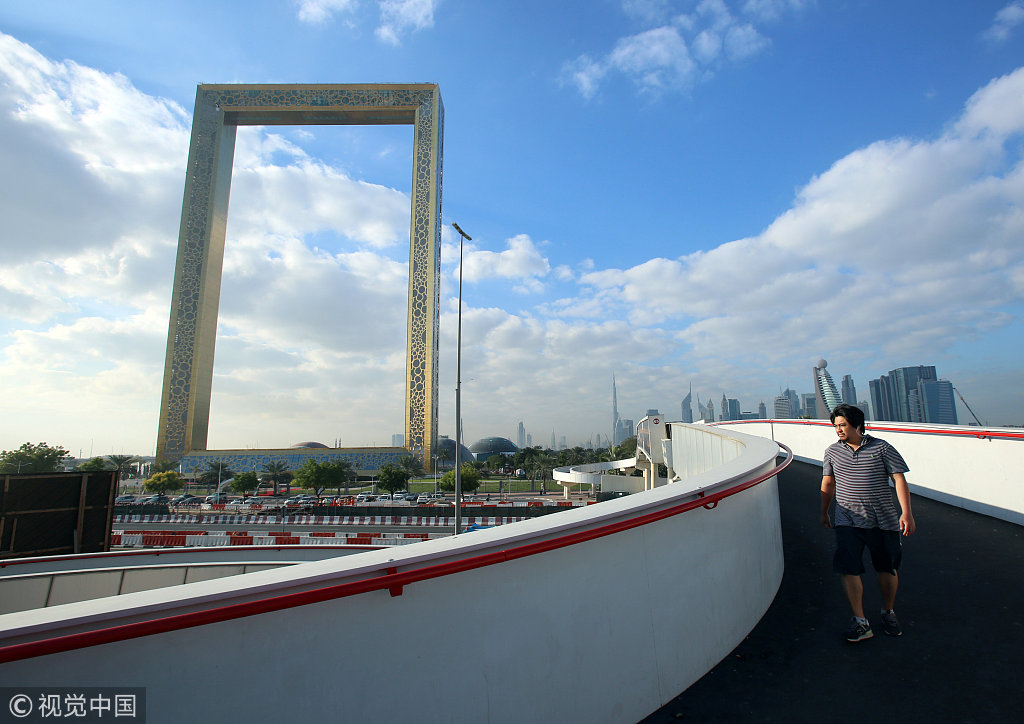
[205,492,230,503]
[171,494,200,505]
[354,493,370,503]
[114,494,137,505]
[416,494,430,505]
[140,494,170,504]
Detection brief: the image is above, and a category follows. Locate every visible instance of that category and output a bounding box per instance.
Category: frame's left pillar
[156,86,237,461]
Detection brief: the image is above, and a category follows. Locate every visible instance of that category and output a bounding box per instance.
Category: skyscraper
[721,394,729,421]
[841,374,857,406]
[681,383,693,423]
[869,365,939,422]
[919,379,959,425]
[758,401,767,419]
[812,359,842,418]
[773,394,792,419]
[705,399,715,423]
[516,421,526,449]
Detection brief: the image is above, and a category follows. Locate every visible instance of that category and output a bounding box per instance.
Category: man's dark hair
[830,403,865,433]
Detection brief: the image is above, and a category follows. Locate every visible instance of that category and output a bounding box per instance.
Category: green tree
[151,459,179,474]
[260,459,294,495]
[77,457,112,472]
[145,471,184,495]
[231,471,259,495]
[440,463,481,494]
[198,460,234,488]
[0,442,70,473]
[435,446,452,470]
[106,454,138,479]
[397,454,424,477]
[377,463,411,494]
[293,458,352,497]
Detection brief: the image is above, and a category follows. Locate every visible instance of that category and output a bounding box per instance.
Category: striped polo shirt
[823,434,909,531]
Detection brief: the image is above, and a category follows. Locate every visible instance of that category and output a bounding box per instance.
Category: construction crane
[953,387,984,427]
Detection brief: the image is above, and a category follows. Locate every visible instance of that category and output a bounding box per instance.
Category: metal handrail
[0,444,794,665]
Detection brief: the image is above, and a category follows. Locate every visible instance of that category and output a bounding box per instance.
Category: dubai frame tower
[157,84,443,466]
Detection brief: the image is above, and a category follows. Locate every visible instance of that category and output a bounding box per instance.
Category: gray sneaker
[844,617,874,642]
[880,609,902,637]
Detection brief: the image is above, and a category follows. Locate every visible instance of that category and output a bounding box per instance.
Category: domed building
[468,436,519,461]
[435,436,474,469]
[289,441,330,449]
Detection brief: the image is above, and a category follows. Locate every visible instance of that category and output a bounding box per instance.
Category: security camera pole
[451,222,471,535]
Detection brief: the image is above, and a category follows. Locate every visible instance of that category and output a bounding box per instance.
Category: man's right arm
[820,474,835,528]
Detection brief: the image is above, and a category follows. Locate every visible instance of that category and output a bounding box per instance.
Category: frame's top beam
[199,83,440,127]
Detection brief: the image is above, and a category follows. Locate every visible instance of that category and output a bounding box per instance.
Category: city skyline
[1,2,1023,457]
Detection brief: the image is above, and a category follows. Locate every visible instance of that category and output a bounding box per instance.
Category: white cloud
[296,0,358,25]
[376,0,439,45]
[983,1,1024,44]
[563,67,1024,383]
[459,234,551,288]
[562,0,789,97]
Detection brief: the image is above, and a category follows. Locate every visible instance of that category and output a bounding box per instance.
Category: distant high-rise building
[801,392,817,419]
[559,435,567,450]
[784,388,800,417]
[812,359,843,418]
[391,433,404,447]
[551,431,556,449]
[705,399,715,423]
[721,394,729,421]
[516,421,526,448]
[858,401,871,421]
[773,394,792,419]
[681,384,693,423]
[727,398,741,421]
[919,379,958,425]
[697,394,708,421]
[526,433,532,447]
[870,365,938,422]
[841,374,857,406]
[758,401,767,419]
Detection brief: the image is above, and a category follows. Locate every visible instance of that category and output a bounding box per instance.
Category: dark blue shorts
[833,525,902,576]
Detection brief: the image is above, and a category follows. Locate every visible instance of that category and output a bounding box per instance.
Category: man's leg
[841,574,865,619]
[877,571,898,610]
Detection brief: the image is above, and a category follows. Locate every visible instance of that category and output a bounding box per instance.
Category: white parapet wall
[0,426,787,724]
[714,419,1024,527]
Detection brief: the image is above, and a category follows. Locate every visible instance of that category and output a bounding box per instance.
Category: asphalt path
[641,459,1024,724]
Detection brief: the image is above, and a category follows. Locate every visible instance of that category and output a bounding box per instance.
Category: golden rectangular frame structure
[157,84,442,464]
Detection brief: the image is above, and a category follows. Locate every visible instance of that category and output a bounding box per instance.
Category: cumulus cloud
[295,0,439,44]
[568,67,1024,391]
[561,0,782,97]
[0,33,422,451]
[296,0,358,25]
[983,1,1024,44]
[459,234,551,290]
[376,0,439,45]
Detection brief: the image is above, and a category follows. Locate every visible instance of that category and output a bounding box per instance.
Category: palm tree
[106,454,138,480]
[198,460,234,490]
[435,447,452,470]
[260,459,293,495]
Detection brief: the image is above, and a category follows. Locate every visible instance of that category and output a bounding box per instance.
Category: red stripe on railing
[714,419,1024,441]
[0,446,792,664]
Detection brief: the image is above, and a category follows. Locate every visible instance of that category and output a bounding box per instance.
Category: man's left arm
[892,472,916,536]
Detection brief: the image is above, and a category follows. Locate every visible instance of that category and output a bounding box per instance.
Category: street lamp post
[451,221,471,535]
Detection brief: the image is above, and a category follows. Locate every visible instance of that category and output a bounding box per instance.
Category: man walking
[820,403,916,642]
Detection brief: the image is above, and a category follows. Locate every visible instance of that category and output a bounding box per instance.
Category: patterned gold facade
[157,84,442,465]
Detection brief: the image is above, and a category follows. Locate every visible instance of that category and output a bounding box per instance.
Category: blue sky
[1,0,1023,457]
